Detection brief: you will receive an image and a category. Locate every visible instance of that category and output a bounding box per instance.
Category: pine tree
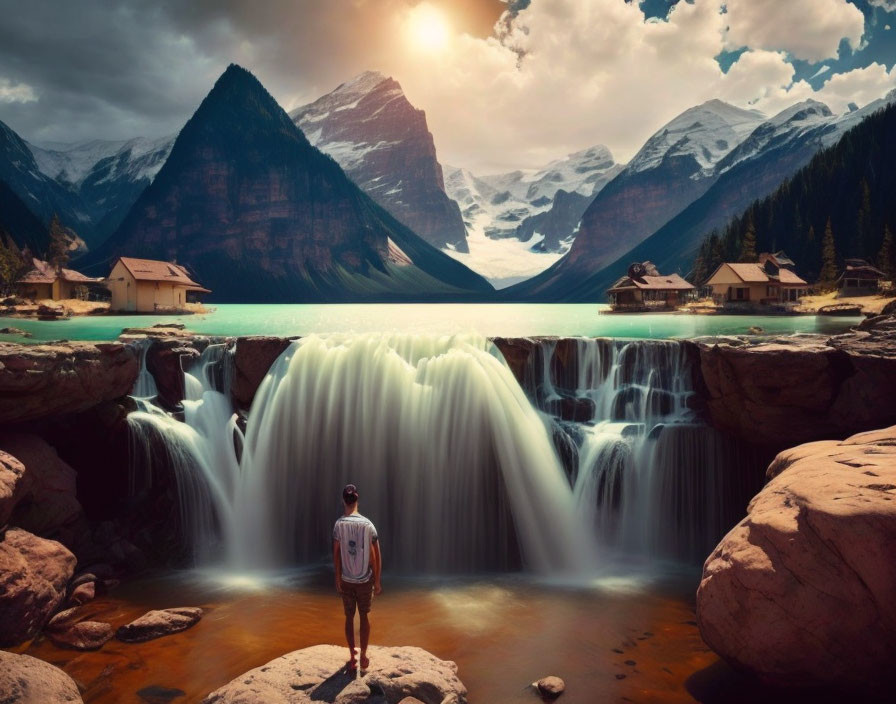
[819,217,838,290]
[738,218,758,262]
[46,215,70,269]
[878,225,894,280]
[0,231,28,295]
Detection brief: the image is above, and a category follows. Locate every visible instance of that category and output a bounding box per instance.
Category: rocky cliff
[83,65,492,302]
[697,424,896,695]
[292,71,467,252]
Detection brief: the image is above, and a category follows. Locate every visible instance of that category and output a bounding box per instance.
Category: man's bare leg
[344,607,357,670]
[359,611,370,669]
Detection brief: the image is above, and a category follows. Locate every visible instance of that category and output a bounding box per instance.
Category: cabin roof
[840,259,885,279]
[608,272,695,292]
[716,262,807,286]
[17,258,101,285]
[114,257,211,292]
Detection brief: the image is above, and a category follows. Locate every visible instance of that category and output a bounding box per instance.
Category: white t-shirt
[333,513,378,584]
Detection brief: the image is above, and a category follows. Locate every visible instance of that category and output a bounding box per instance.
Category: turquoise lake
[0,303,861,342]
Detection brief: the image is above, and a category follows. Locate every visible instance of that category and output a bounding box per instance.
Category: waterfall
[129,334,595,575]
[130,338,159,399]
[527,338,762,562]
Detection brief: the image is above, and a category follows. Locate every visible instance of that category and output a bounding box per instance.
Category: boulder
[203,644,467,704]
[0,341,137,424]
[696,332,896,448]
[116,606,203,642]
[0,650,83,703]
[231,336,293,411]
[0,449,29,525]
[67,580,95,606]
[48,620,114,650]
[0,527,77,646]
[0,433,86,548]
[534,676,565,699]
[697,425,896,694]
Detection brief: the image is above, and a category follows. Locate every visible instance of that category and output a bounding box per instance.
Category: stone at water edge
[67,580,95,606]
[48,620,114,650]
[534,676,566,698]
[202,644,467,703]
[0,651,83,703]
[697,424,896,694]
[116,606,203,642]
[0,527,77,647]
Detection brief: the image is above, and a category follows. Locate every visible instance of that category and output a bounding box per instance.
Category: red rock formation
[0,527,76,646]
[116,606,203,642]
[695,325,896,448]
[697,425,896,694]
[0,341,137,425]
[0,651,84,702]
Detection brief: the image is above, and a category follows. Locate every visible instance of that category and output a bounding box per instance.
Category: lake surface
[0,303,862,342]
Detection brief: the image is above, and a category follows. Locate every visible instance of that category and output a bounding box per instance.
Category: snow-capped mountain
[29,135,174,247]
[626,99,765,176]
[505,92,896,301]
[0,117,175,251]
[291,71,467,251]
[445,145,622,244]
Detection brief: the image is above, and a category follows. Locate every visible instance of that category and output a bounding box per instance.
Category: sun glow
[406,4,451,52]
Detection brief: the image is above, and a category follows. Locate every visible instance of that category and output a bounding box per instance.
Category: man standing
[333,484,382,672]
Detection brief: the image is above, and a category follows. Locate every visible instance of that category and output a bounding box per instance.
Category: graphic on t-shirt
[333,514,378,583]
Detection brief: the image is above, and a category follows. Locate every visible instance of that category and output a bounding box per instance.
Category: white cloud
[723,0,865,62]
[811,65,832,79]
[868,1,896,12]
[0,78,37,104]
[377,0,887,172]
[814,62,896,112]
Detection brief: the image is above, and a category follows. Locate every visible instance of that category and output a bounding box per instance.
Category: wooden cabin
[106,257,210,313]
[15,258,101,300]
[706,252,808,307]
[607,262,695,311]
[837,259,886,296]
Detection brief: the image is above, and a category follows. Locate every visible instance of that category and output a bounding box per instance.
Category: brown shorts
[340,578,374,615]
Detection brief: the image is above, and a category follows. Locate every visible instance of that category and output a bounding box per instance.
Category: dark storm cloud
[0,0,505,145]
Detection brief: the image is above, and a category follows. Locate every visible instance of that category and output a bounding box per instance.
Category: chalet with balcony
[607,262,696,311]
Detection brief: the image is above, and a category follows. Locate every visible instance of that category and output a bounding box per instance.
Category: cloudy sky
[1,0,895,172]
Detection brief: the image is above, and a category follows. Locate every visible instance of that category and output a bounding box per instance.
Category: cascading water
[129,334,596,575]
[524,338,761,562]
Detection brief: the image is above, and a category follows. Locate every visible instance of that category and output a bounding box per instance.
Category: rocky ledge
[697,424,896,695]
[203,644,467,704]
[0,651,83,703]
[695,313,896,448]
[0,341,137,425]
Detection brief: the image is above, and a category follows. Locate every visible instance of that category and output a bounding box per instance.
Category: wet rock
[0,326,31,337]
[534,675,565,698]
[490,337,543,389]
[70,571,98,589]
[0,449,28,525]
[231,336,293,411]
[0,650,83,702]
[67,580,95,606]
[202,644,467,703]
[0,341,137,424]
[697,425,896,694]
[145,339,202,409]
[116,606,203,643]
[47,606,84,630]
[137,685,187,703]
[0,527,76,646]
[48,620,114,650]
